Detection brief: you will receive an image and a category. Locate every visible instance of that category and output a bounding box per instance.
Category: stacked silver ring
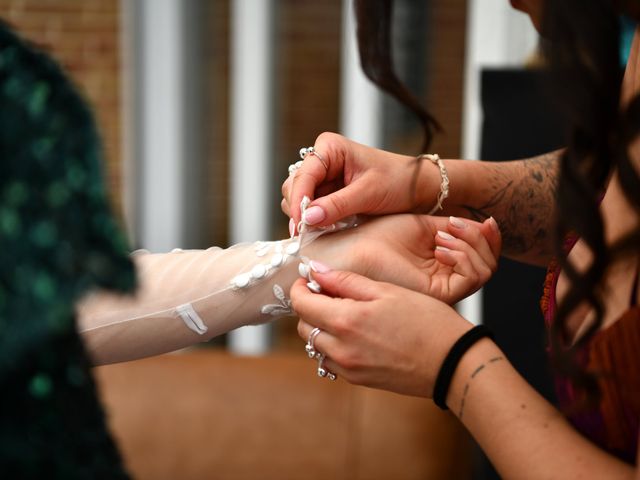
[305,327,336,381]
[305,327,322,358]
[288,146,328,176]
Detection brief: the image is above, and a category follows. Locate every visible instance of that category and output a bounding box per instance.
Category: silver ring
[317,354,337,381]
[299,146,329,171]
[305,327,322,359]
[317,354,327,377]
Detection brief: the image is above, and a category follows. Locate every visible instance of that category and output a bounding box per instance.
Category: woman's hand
[281,132,442,234]
[312,213,501,305]
[291,269,473,397]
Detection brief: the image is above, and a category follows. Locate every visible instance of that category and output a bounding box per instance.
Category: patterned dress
[541,251,640,464]
[0,23,135,478]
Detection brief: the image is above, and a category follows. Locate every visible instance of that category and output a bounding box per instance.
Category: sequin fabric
[0,23,135,478]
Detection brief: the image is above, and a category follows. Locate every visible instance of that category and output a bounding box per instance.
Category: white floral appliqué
[260,284,292,316]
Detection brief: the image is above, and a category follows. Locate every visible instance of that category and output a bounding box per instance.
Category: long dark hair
[354,0,640,403]
[542,0,640,403]
[353,0,440,153]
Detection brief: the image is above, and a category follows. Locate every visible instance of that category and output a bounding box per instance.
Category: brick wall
[0,0,123,212]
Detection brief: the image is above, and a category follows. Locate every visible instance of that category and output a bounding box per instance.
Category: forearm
[76,231,348,365]
[417,150,561,266]
[446,339,636,479]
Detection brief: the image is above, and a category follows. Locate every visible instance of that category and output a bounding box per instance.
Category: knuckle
[332,315,352,337]
[478,265,493,281]
[316,131,341,144]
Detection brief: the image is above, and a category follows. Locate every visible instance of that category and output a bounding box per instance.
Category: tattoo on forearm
[461,151,560,258]
[462,181,513,222]
[458,356,505,421]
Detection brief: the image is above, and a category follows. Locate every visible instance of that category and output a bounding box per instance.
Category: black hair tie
[432,325,494,410]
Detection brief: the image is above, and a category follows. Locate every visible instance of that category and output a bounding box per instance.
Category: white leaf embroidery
[261,284,293,317]
[273,284,286,302]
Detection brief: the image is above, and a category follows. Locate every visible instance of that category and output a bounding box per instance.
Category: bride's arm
[77,209,499,365]
[77,224,347,365]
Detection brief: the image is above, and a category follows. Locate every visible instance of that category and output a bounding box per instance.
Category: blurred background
[0,1,558,479]
[0,0,540,354]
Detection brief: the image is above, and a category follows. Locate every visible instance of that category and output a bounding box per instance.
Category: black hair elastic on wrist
[432,325,494,410]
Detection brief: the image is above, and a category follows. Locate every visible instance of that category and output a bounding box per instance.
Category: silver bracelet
[419,153,449,215]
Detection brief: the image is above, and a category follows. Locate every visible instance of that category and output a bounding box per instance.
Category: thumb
[309,264,382,301]
[479,217,502,260]
[306,183,369,227]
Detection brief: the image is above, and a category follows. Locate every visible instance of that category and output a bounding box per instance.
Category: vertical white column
[459,1,538,324]
[123,0,205,251]
[339,0,382,146]
[228,0,274,355]
[137,0,188,252]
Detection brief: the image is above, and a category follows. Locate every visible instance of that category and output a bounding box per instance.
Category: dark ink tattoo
[458,356,505,421]
[462,181,513,222]
[459,151,560,261]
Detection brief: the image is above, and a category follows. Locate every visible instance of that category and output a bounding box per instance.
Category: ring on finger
[317,354,337,381]
[299,146,329,172]
[305,327,322,359]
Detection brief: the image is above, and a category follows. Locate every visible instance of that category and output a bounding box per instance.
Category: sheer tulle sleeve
[77,211,353,365]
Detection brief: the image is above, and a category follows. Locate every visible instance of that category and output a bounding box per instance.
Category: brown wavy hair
[354,0,640,403]
[542,0,640,403]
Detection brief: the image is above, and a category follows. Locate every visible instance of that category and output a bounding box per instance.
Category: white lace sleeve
[76,199,354,365]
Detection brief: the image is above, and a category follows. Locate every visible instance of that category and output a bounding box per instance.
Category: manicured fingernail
[303,206,325,225]
[307,280,322,293]
[488,216,500,233]
[435,245,451,252]
[437,230,455,241]
[309,260,331,273]
[449,216,467,229]
[289,218,296,237]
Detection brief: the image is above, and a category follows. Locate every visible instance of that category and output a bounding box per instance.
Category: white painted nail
[449,216,467,229]
[437,230,455,241]
[309,260,331,273]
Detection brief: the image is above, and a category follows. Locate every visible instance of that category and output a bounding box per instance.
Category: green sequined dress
[0,22,136,478]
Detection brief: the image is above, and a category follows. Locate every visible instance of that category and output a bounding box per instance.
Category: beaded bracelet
[432,325,494,410]
[418,153,449,215]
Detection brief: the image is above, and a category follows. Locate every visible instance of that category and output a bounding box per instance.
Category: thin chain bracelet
[418,153,449,215]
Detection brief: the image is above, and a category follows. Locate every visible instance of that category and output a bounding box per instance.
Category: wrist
[445,337,504,414]
[302,228,355,273]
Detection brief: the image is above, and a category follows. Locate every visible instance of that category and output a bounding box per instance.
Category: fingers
[287,133,347,228]
[281,175,345,218]
[290,269,384,336]
[481,217,502,260]
[290,278,338,332]
[297,319,346,378]
[310,268,383,301]
[442,216,501,272]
